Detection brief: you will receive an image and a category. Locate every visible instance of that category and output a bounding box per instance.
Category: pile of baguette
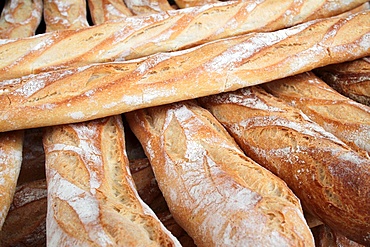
[0,0,369,246]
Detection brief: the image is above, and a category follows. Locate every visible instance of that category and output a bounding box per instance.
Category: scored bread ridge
[87,0,133,25]
[0,131,24,230]
[0,0,43,231]
[124,0,174,16]
[0,10,370,132]
[314,57,370,106]
[125,101,314,247]
[262,72,370,154]
[43,116,181,246]
[0,0,367,80]
[43,0,90,32]
[198,86,370,245]
[0,0,43,39]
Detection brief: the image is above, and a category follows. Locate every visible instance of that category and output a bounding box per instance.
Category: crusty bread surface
[0,0,43,39]
[43,116,181,246]
[0,0,43,230]
[262,72,370,154]
[87,0,133,25]
[0,0,367,81]
[0,10,369,132]
[43,0,90,32]
[125,101,314,247]
[314,57,370,106]
[198,86,370,245]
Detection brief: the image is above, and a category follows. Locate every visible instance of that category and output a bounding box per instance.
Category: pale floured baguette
[173,0,218,9]
[262,71,370,154]
[123,0,174,15]
[125,101,314,247]
[0,179,47,247]
[42,4,180,246]
[1,10,369,132]
[198,86,370,245]
[87,0,133,25]
[0,0,368,81]
[43,116,181,246]
[0,0,42,230]
[43,0,90,32]
[0,0,43,39]
[0,131,24,230]
[314,57,370,106]
[0,158,184,247]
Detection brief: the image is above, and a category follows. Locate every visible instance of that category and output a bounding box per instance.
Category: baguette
[0,157,184,247]
[0,0,367,81]
[262,71,370,154]
[0,0,43,39]
[43,116,181,246]
[87,0,133,25]
[173,0,219,9]
[125,101,314,247]
[198,86,370,245]
[314,57,370,106]
[123,0,174,15]
[0,0,43,230]
[0,179,47,247]
[1,10,369,132]
[42,4,181,246]
[0,131,24,230]
[43,0,90,32]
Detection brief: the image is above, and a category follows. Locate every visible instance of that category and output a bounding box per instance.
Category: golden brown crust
[43,0,90,32]
[0,10,369,132]
[198,86,370,245]
[0,0,368,81]
[262,72,370,154]
[0,0,43,39]
[173,0,219,9]
[43,116,181,246]
[87,0,133,25]
[123,0,174,15]
[125,101,314,247]
[314,57,370,106]
[0,130,24,229]
[0,0,44,232]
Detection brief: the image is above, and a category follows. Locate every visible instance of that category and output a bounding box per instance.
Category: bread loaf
[262,72,370,154]
[123,0,174,15]
[87,0,133,25]
[0,0,367,81]
[198,86,370,245]
[0,131,24,230]
[0,0,42,230]
[43,0,90,32]
[314,57,370,106]
[173,0,219,9]
[1,10,369,132]
[0,0,43,39]
[0,179,47,247]
[125,100,314,247]
[43,116,181,246]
